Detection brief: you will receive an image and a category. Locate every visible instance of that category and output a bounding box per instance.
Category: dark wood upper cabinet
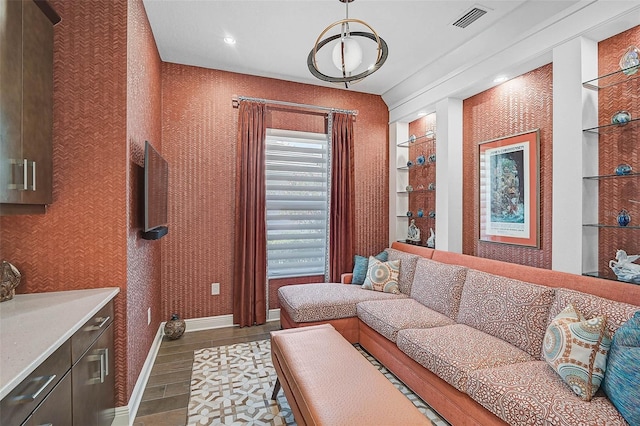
[0,0,59,214]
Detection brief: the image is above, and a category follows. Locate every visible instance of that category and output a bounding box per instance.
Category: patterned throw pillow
[603,311,640,425]
[362,257,400,294]
[543,304,611,401]
[352,251,389,285]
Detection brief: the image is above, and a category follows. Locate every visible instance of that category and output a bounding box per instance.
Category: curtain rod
[231,96,358,116]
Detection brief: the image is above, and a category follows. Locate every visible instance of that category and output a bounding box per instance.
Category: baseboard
[110,310,282,426]
[111,324,164,426]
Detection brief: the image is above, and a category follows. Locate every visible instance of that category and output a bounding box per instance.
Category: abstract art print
[479,129,540,247]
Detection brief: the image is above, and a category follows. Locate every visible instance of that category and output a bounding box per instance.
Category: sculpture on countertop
[0,261,21,302]
[609,249,640,284]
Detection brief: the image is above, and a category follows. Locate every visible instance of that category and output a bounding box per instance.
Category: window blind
[265,129,329,278]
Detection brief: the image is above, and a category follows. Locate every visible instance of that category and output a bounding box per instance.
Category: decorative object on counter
[406,185,413,192]
[407,219,421,243]
[416,183,425,191]
[426,228,435,248]
[609,250,640,284]
[406,210,413,217]
[409,134,417,143]
[427,182,436,191]
[417,208,424,218]
[164,313,186,340]
[619,46,640,76]
[425,129,435,138]
[427,154,436,163]
[1,261,21,302]
[428,210,436,219]
[615,164,633,176]
[406,160,414,168]
[416,155,426,166]
[611,110,632,126]
[617,209,631,227]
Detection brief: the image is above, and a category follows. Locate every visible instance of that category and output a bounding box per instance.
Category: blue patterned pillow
[603,311,640,425]
[352,251,388,285]
[362,257,400,294]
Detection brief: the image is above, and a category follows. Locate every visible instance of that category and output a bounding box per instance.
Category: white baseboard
[110,310,282,426]
[111,324,164,426]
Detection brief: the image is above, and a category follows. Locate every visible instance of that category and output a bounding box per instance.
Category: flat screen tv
[142,140,169,240]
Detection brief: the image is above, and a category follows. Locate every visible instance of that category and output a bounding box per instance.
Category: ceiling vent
[452,6,488,28]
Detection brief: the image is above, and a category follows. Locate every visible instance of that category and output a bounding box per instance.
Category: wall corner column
[552,37,598,274]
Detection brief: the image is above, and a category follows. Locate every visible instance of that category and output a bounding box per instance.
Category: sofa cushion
[410,258,468,319]
[457,269,555,358]
[357,299,455,342]
[548,288,639,336]
[397,325,534,392]
[362,257,400,294]
[542,304,611,401]
[603,311,640,425]
[278,283,407,323]
[466,361,628,426]
[352,251,388,285]
[385,248,420,295]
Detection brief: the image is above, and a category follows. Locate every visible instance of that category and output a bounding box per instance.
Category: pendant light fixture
[307,0,388,89]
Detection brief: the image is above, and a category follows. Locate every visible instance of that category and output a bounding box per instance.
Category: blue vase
[618,209,631,227]
[615,164,632,175]
[416,155,425,165]
[612,110,631,126]
[417,208,424,218]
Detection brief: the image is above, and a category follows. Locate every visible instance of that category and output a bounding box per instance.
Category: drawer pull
[11,374,56,403]
[85,315,111,331]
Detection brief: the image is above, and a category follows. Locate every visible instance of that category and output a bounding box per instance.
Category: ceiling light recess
[223,36,236,45]
[307,0,388,89]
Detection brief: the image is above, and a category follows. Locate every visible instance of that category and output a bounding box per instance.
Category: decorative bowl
[406,185,413,192]
[407,160,414,168]
[427,154,436,163]
[611,110,631,126]
[416,155,426,165]
[409,134,417,143]
[406,211,413,217]
[615,164,633,176]
[619,46,640,76]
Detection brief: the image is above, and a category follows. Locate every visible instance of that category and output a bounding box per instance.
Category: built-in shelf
[397,134,436,147]
[583,117,640,134]
[582,66,640,90]
[397,215,435,220]
[397,163,436,171]
[583,270,640,285]
[397,189,436,194]
[583,172,640,180]
[583,224,640,229]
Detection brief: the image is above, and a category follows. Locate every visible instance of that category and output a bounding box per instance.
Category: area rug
[186,339,449,426]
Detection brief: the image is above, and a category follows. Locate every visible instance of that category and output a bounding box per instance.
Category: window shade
[266,129,329,278]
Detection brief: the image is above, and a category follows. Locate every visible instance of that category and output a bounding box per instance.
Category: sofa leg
[271,378,281,400]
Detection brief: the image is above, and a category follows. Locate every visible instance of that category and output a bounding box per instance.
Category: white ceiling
[142,0,640,121]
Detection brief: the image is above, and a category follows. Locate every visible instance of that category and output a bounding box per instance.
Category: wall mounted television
[142,140,169,240]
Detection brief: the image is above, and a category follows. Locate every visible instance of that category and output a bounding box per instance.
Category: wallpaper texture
[160,64,389,320]
[597,27,640,279]
[462,64,554,268]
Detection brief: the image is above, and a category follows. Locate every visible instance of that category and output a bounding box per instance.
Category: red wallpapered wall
[126,0,163,406]
[462,64,554,268]
[597,27,640,279]
[160,63,390,320]
[0,0,163,406]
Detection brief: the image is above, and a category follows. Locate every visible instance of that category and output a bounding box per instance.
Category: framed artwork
[478,129,540,248]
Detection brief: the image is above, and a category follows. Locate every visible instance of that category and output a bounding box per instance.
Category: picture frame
[478,129,540,248]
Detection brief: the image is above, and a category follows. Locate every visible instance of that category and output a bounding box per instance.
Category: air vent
[452,6,488,28]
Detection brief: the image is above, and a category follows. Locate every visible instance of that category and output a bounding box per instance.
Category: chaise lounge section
[277,242,640,426]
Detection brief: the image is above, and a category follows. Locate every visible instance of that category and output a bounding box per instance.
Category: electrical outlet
[211,282,220,295]
[147,307,151,325]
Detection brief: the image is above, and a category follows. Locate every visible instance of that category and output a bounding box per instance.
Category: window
[265,129,329,278]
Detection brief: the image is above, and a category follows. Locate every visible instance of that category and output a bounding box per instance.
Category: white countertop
[0,287,120,400]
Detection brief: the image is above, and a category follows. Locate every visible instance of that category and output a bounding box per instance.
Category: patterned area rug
[187,339,449,426]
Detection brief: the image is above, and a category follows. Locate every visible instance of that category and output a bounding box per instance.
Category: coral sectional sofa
[277,242,640,426]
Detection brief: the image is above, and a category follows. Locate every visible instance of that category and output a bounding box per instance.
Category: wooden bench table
[270,324,432,426]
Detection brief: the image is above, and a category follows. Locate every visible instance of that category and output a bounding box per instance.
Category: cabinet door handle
[100,347,109,377]
[31,160,36,191]
[21,159,28,191]
[10,374,56,403]
[7,159,28,190]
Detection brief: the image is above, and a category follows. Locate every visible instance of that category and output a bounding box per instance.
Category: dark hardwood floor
[133,321,281,426]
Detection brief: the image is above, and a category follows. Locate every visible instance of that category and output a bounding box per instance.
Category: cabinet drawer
[0,340,70,425]
[22,371,72,426]
[71,302,113,364]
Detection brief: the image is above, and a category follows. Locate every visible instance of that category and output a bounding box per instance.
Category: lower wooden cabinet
[22,372,72,426]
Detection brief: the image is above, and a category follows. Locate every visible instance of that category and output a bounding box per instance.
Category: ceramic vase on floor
[164,314,186,340]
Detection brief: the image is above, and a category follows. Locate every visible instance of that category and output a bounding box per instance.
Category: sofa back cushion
[457,269,555,357]
[548,288,639,337]
[385,248,420,295]
[410,258,468,319]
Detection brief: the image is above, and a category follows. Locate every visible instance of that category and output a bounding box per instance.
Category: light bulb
[332,37,363,73]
